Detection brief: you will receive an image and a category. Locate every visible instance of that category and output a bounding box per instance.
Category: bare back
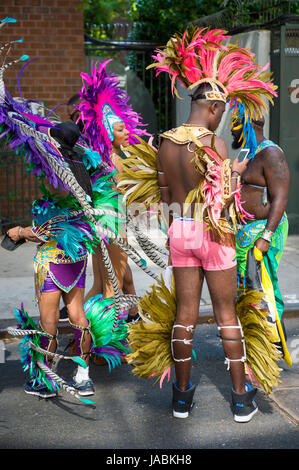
[240,144,290,223]
[157,128,228,216]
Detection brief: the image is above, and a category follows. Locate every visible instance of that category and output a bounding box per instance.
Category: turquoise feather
[1,17,17,23]
[71,356,87,368]
[79,397,96,405]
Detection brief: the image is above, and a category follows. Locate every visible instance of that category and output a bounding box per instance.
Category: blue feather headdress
[229,100,258,160]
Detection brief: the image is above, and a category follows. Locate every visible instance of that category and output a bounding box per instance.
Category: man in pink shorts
[157,80,257,422]
[169,217,237,271]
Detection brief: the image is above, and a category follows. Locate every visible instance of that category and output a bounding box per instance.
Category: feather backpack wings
[0,23,126,232]
[117,136,160,209]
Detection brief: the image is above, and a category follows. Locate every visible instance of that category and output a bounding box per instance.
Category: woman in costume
[230,101,292,372]
[0,19,131,403]
[78,60,149,322]
[7,121,97,398]
[117,26,282,421]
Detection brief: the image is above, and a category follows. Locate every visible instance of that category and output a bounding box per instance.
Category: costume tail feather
[85,295,131,369]
[236,290,281,394]
[127,275,177,386]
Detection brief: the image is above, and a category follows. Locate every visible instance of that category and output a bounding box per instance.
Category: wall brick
[0,0,85,231]
[1,0,84,118]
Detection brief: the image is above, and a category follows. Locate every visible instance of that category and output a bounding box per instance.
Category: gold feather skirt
[127,274,176,384]
[236,289,281,394]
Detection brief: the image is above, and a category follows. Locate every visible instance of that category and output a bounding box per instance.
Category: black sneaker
[172,382,197,418]
[24,379,57,399]
[67,377,95,396]
[232,383,258,423]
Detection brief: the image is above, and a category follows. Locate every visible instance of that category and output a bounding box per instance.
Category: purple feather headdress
[78,59,149,167]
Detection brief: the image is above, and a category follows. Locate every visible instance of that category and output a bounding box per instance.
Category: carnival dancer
[0,19,130,403]
[57,92,138,323]
[77,60,149,322]
[118,27,279,422]
[7,123,96,398]
[230,102,292,372]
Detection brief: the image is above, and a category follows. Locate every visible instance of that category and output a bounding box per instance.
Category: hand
[231,156,249,176]
[255,236,270,254]
[7,226,23,242]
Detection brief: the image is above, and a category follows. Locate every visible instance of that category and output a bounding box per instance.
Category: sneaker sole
[77,390,95,397]
[173,410,189,418]
[234,405,258,423]
[24,389,56,399]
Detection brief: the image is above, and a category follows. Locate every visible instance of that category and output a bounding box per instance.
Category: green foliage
[129,0,299,42]
[128,0,221,42]
[82,0,131,38]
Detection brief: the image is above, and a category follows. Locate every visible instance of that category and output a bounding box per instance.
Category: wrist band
[18,226,24,238]
[231,170,241,176]
[261,228,274,243]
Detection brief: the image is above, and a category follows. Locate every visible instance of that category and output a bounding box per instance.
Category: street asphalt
[0,228,298,451]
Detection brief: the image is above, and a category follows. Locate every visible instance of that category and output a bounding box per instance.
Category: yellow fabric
[254,247,292,367]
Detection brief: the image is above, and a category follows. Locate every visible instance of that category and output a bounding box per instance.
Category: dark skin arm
[7,225,42,243]
[157,150,172,253]
[7,181,71,244]
[255,147,290,253]
[213,137,249,210]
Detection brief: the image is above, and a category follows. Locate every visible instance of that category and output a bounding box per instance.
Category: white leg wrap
[217,319,246,371]
[171,324,194,363]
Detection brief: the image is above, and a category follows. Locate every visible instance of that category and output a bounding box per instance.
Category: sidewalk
[1,232,299,322]
[0,231,298,432]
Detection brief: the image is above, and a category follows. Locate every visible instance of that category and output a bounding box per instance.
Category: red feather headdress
[148,27,278,120]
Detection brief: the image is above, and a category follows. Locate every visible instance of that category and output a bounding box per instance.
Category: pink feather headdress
[148,27,278,120]
[78,59,149,167]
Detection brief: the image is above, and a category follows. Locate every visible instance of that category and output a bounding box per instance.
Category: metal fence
[270,23,299,234]
[193,0,299,31]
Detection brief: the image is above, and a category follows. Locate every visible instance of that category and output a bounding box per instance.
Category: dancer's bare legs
[205,267,246,394]
[84,247,103,303]
[63,287,91,365]
[172,266,204,391]
[172,266,246,394]
[123,264,138,317]
[38,290,61,365]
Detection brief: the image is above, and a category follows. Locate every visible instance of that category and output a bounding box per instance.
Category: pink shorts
[168,218,236,271]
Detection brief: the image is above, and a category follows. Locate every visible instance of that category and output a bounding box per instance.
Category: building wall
[0,0,85,232]
[0,0,85,120]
